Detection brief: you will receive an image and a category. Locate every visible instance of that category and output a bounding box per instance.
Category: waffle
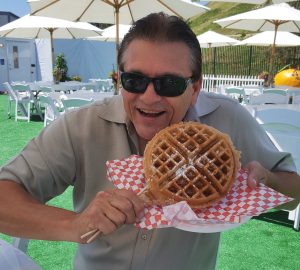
[142,122,240,208]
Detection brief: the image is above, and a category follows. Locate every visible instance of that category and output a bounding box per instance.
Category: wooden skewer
[80,228,98,239]
[80,187,149,243]
[85,230,102,244]
[80,229,101,244]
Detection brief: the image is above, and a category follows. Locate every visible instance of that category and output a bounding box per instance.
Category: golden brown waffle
[143,122,240,208]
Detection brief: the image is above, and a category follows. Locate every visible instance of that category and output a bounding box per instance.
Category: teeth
[139,109,160,114]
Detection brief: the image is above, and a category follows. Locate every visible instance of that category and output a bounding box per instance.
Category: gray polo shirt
[0,92,295,270]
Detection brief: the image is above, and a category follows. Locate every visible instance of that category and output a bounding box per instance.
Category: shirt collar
[95,95,139,153]
[96,95,127,124]
[185,91,220,121]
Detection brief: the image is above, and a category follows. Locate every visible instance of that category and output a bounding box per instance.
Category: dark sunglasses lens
[121,73,148,93]
[155,76,187,97]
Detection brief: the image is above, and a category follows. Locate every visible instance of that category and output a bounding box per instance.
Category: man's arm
[0,180,77,242]
[0,180,144,243]
[245,161,300,210]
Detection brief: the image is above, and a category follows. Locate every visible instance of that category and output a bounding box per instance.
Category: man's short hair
[118,12,202,81]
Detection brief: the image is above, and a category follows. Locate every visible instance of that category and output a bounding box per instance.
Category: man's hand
[244,161,269,189]
[243,161,300,210]
[73,189,144,243]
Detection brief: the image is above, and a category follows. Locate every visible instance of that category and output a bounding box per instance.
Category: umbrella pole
[208,43,212,75]
[50,29,55,82]
[267,23,279,87]
[115,4,120,95]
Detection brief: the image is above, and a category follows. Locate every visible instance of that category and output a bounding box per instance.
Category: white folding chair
[89,92,114,101]
[263,89,287,96]
[3,82,16,118]
[67,90,113,101]
[94,79,113,92]
[292,94,300,104]
[12,238,30,254]
[39,94,63,126]
[243,85,262,96]
[61,97,94,112]
[11,83,44,121]
[80,83,97,91]
[249,93,289,105]
[225,87,247,104]
[3,82,32,122]
[38,85,53,94]
[69,90,94,98]
[255,108,300,231]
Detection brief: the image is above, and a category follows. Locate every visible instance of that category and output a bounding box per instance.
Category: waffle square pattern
[143,122,240,208]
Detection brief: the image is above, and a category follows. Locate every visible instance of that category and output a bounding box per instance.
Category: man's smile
[137,108,166,117]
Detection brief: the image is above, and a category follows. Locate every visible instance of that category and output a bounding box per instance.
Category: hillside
[186,1,300,76]
[189,1,299,39]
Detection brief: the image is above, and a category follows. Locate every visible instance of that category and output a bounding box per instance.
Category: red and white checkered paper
[106,155,292,232]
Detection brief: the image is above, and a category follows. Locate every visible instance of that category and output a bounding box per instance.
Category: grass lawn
[0,94,299,269]
[0,94,76,269]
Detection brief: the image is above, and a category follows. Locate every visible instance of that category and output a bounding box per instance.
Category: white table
[63,91,114,101]
[28,81,97,93]
[244,104,300,116]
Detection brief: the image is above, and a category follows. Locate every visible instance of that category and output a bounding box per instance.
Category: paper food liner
[106,155,292,232]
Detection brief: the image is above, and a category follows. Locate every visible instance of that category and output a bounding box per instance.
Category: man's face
[121,39,201,142]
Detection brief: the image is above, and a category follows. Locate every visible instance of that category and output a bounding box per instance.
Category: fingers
[77,189,145,243]
[243,161,269,189]
[91,192,129,232]
[105,189,144,223]
[247,174,258,189]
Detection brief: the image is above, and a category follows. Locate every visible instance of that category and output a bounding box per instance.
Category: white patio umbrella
[214,3,300,85]
[197,30,239,73]
[87,24,131,42]
[28,0,209,69]
[0,14,103,67]
[238,31,300,46]
[197,30,239,48]
[29,0,209,93]
[29,0,209,25]
[196,0,296,4]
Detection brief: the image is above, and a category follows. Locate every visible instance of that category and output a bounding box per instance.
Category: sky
[1,0,30,17]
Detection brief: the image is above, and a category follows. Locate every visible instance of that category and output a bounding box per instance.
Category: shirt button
[141,234,147,240]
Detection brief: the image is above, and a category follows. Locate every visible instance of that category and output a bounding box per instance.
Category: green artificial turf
[0,94,76,269]
[218,217,300,270]
[0,94,299,270]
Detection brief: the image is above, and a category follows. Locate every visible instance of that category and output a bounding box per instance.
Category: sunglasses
[120,72,193,97]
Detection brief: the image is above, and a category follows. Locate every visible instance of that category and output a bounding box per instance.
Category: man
[0,13,299,270]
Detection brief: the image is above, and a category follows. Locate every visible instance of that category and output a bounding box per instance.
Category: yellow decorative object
[274,69,300,87]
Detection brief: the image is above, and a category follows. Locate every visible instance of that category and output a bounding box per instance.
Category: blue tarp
[52,39,116,82]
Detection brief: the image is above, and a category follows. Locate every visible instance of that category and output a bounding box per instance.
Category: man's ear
[191,79,202,106]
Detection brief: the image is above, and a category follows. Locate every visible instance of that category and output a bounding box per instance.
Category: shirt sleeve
[229,103,297,173]
[198,96,297,174]
[0,114,76,203]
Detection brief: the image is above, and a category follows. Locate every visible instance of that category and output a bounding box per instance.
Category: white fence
[202,74,264,92]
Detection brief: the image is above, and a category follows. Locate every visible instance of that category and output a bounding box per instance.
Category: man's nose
[139,81,162,103]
